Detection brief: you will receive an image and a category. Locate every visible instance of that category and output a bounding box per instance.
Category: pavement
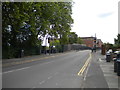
[81,50,120,89]
[98,53,120,89]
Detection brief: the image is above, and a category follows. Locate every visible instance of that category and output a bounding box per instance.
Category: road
[81,51,109,88]
[2,50,109,88]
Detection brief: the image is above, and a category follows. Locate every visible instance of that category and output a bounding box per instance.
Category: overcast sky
[71,0,120,44]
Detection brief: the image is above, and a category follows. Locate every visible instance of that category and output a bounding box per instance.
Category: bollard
[117,59,120,76]
[113,58,117,72]
[106,54,111,62]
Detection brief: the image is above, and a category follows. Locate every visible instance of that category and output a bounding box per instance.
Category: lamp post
[94,34,97,52]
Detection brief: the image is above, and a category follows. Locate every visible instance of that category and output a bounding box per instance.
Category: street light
[94,36,97,52]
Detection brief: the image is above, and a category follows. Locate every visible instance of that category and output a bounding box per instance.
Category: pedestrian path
[100,62,119,88]
[82,50,119,89]
[99,57,119,89]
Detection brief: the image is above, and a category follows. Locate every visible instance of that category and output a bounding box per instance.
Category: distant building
[80,37,103,48]
[96,39,103,48]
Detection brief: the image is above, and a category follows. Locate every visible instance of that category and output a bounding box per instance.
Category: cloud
[98,12,114,18]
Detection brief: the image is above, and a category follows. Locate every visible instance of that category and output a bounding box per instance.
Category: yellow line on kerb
[78,53,92,76]
[2,53,69,67]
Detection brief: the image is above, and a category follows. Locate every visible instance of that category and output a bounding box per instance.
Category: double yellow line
[78,53,92,76]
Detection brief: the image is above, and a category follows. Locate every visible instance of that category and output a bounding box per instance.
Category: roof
[80,37,95,39]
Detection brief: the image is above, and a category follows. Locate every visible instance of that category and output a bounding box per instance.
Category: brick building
[80,37,103,48]
[97,39,103,48]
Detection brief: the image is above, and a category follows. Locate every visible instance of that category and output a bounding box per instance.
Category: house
[80,37,103,48]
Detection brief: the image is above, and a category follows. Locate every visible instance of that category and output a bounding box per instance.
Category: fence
[2,44,92,59]
[64,44,91,51]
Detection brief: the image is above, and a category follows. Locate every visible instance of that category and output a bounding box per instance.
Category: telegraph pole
[94,33,97,52]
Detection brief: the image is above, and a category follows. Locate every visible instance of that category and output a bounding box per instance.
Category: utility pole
[94,33,97,52]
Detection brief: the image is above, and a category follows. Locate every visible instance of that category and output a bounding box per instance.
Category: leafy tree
[48,2,73,44]
[77,37,83,44]
[2,2,74,58]
[2,2,31,58]
[114,34,120,47]
[50,39,61,51]
[68,32,78,44]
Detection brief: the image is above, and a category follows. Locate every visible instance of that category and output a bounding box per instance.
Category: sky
[71,0,120,44]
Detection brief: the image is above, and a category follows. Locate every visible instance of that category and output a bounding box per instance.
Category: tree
[114,34,120,47]
[2,2,31,58]
[49,39,62,53]
[47,2,74,45]
[2,2,74,58]
[68,32,78,44]
[77,37,83,44]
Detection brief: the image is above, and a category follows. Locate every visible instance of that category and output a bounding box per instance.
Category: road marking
[51,56,55,57]
[56,83,58,86]
[83,59,91,81]
[48,76,53,79]
[2,67,30,74]
[43,60,55,65]
[54,72,59,75]
[77,50,91,53]
[78,53,92,76]
[2,54,66,74]
[79,54,91,75]
[3,52,70,67]
[39,80,45,85]
[99,58,103,62]
[31,87,36,90]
